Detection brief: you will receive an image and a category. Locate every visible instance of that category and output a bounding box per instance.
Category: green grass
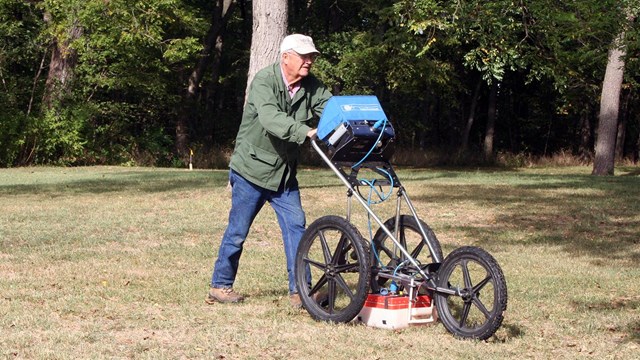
[1,165,639,359]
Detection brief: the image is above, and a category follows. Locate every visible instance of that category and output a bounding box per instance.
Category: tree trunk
[483,83,498,159]
[615,90,630,160]
[176,0,236,161]
[592,30,626,175]
[187,0,235,98]
[42,13,82,109]
[635,130,640,164]
[577,109,593,162]
[244,0,288,103]
[461,79,482,153]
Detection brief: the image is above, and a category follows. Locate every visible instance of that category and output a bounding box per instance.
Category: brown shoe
[206,287,244,304]
[290,293,303,308]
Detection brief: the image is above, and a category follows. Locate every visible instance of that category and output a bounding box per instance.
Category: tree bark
[483,83,498,159]
[244,0,288,103]
[615,90,630,160]
[42,13,82,109]
[592,31,626,175]
[577,108,592,162]
[187,0,235,97]
[636,130,640,164]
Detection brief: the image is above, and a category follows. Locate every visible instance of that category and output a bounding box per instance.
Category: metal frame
[311,139,458,298]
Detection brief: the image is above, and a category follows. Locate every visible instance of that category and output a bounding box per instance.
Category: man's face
[282,51,317,80]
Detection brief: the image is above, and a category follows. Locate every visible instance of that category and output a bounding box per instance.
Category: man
[206,34,332,308]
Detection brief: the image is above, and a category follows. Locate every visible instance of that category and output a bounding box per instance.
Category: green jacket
[229,62,332,191]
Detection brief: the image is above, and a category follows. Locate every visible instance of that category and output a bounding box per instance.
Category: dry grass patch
[1,165,639,359]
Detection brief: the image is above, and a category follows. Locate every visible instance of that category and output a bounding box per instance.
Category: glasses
[287,51,317,62]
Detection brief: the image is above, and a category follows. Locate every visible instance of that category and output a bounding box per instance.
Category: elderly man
[206,34,332,308]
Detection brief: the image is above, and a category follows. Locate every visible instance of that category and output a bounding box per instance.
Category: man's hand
[307,128,318,139]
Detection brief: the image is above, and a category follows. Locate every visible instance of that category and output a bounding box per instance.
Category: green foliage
[0,0,638,166]
[0,0,46,166]
[35,107,86,164]
[12,0,214,166]
[0,110,25,167]
[0,0,45,105]
[163,37,204,63]
[80,100,175,166]
[393,0,532,84]
[0,106,85,166]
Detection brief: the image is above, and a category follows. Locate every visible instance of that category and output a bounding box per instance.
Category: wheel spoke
[304,257,328,271]
[318,230,332,264]
[472,297,492,319]
[372,216,442,289]
[378,243,395,260]
[340,240,353,261]
[472,275,492,294]
[461,260,473,289]
[331,234,349,265]
[458,301,472,328]
[335,262,360,273]
[434,246,506,340]
[398,227,406,260]
[295,216,371,323]
[309,274,328,296]
[334,273,355,300]
[327,280,337,313]
[410,240,425,259]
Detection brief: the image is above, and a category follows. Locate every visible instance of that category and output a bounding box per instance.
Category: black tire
[295,215,371,323]
[434,246,507,340]
[371,215,443,288]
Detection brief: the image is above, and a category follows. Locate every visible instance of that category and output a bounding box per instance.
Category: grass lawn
[1,165,639,359]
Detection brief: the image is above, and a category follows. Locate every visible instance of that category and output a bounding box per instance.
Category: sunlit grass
[1,165,639,359]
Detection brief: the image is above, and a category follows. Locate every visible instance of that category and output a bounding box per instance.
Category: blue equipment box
[317,96,395,163]
[317,96,395,162]
[318,96,389,141]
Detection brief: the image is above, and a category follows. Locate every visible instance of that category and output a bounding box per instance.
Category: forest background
[1,0,639,173]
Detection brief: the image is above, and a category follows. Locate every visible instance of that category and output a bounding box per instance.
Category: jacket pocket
[249,144,280,166]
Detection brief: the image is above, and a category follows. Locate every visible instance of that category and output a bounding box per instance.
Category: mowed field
[1,165,639,359]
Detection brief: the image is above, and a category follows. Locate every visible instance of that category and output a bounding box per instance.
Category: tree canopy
[0,0,638,168]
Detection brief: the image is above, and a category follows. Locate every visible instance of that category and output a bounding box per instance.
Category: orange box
[356,294,437,330]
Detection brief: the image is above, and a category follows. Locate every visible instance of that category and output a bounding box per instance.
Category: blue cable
[351,118,388,169]
[348,117,394,268]
[376,167,395,191]
[362,168,395,267]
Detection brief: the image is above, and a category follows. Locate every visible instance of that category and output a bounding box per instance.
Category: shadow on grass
[626,320,640,344]
[619,166,640,176]
[409,172,640,264]
[571,295,640,312]
[0,169,231,195]
[3,167,638,265]
[571,295,640,344]
[489,322,525,343]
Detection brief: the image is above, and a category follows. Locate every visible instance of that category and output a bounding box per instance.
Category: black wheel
[371,215,443,288]
[295,215,370,323]
[434,246,507,340]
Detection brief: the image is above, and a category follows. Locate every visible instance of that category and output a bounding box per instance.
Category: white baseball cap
[280,34,320,55]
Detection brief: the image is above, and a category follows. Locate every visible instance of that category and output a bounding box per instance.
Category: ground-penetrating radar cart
[294,96,508,340]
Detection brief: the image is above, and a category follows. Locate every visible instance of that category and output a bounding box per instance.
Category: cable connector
[372,119,385,130]
[389,281,398,294]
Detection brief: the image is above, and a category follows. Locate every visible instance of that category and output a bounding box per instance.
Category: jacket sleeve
[310,84,333,119]
[250,75,310,145]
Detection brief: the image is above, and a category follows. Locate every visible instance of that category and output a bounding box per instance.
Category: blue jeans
[210,169,306,294]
